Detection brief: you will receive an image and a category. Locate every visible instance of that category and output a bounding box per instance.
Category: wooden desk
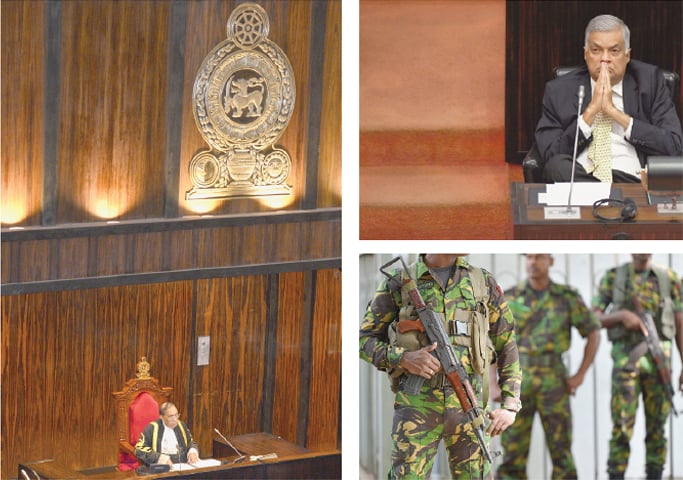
[511,182,683,239]
[19,433,341,480]
[212,432,310,458]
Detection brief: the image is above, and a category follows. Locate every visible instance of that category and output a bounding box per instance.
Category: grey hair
[584,14,630,51]
[159,402,177,416]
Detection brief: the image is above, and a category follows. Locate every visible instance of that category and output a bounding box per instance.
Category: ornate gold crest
[187,2,296,200]
[136,357,151,379]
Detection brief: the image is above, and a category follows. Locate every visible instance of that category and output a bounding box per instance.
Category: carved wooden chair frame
[112,357,173,458]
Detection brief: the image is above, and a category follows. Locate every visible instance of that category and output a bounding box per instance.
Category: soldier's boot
[645,464,663,480]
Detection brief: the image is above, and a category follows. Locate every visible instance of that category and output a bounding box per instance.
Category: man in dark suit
[536,14,682,183]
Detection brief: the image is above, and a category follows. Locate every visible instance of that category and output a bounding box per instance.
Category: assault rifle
[380,256,493,463]
[632,296,678,417]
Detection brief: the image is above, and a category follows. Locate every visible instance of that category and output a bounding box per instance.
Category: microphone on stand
[214,428,247,463]
[567,84,586,213]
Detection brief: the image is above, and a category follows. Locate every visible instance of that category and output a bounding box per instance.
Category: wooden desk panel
[19,433,341,480]
[511,183,683,239]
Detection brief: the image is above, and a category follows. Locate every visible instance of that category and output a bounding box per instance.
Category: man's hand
[399,342,441,379]
[187,451,199,464]
[620,309,645,332]
[158,454,173,466]
[597,63,615,113]
[583,62,630,129]
[566,372,586,395]
[486,408,516,437]
[583,63,610,124]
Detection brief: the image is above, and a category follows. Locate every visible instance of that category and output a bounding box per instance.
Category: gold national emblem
[187,3,296,199]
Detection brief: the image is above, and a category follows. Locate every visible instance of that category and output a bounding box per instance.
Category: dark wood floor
[359,129,524,239]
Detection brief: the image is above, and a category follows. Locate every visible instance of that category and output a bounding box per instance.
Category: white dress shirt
[161,425,180,455]
[578,79,641,180]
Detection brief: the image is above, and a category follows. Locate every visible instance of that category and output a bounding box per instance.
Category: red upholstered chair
[113,357,172,471]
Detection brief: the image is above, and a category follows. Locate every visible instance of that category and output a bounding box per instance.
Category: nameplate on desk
[171,458,222,471]
[250,453,278,461]
[657,203,683,214]
[538,182,612,206]
[543,206,581,219]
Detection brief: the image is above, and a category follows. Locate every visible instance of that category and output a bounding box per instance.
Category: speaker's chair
[113,357,172,471]
[523,67,680,182]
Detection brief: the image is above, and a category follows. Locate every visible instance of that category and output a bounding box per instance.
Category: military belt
[518,352,561,368]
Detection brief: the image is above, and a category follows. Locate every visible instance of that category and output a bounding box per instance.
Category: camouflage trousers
[389,382,491,480]
[496,362,576,480]
[607,341,672,478]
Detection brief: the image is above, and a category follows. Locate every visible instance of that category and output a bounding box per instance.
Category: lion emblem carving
[224,75,265,118]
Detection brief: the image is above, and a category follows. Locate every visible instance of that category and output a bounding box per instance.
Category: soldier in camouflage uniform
[495,254,601,480]
[359,254,522,480]
[593,254,683,480]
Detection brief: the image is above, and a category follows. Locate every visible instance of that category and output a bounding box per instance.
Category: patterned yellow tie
[588,111,612,182]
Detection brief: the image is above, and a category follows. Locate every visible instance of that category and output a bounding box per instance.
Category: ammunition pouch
[661,297,675,340]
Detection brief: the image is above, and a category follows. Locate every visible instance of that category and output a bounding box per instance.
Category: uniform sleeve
[668,269,682,313]
[485,270,522,412]
[569,288,601,337]
[592,269,616,312]
[134,424,160,466]
[359,275,403,371]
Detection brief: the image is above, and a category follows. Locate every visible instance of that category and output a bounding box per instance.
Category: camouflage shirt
[359,255,522,411]
[592,262,682,340]
[505,280,601,356]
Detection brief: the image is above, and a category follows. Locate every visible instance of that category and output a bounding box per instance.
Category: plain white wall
[358,253,683,480]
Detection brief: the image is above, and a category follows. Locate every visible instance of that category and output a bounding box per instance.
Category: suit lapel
[580,74,592,114]
[623,70,638,117]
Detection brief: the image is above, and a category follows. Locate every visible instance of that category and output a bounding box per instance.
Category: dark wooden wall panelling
[506,0,683,163]
[56,1,170,221]
[1,213,340,288]
[1,1,45,226]
[305,268,342,450]
[1,0,340,226]
[1,268,341,477]
[1,283,194,473]
[317,1,342,208]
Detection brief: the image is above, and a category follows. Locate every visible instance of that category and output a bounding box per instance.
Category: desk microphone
[214,428,247,463]
[567,84,585,213]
